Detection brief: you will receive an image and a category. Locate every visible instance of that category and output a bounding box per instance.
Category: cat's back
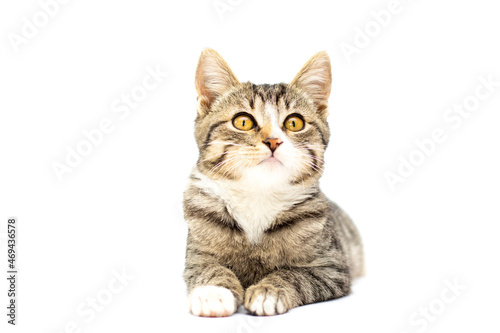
[327,201,365,278]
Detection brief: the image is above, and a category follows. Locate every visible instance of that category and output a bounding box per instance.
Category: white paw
[245,287,287,316]
[189,285,236,317]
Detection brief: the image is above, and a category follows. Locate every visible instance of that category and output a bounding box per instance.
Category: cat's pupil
[242,120,246,127]
[292,120,296,128]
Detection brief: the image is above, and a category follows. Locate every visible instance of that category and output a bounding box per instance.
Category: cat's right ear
[195,48,239,114]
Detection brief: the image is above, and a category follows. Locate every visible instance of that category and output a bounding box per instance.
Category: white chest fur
[192,169,311,244]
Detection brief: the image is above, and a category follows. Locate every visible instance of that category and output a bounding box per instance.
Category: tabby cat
[183,49,364,317]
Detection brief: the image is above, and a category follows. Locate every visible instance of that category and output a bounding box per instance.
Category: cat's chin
[255,156,288,175]
[240,156,293,186]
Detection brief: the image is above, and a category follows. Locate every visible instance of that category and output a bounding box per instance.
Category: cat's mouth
[259,155,284,166]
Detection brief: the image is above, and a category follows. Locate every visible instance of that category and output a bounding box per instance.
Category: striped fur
[184,49,364,316]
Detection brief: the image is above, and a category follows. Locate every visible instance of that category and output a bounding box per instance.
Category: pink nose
[263,138,283,153]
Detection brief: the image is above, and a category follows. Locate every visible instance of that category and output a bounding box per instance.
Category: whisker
[205,155,239,178]
[202,141,247,148]
[198,151,228,164]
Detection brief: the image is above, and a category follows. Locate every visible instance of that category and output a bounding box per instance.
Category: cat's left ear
[195,48,240,114]
[290,52,332,117]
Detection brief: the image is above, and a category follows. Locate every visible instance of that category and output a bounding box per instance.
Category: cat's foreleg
[244,265,351,315]
[184,261,244,317]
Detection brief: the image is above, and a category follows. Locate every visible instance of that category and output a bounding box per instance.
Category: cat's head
[194,49,331,186]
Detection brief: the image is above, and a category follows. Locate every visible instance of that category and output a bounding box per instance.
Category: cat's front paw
[189,285,237,317]
[244,284,290,316]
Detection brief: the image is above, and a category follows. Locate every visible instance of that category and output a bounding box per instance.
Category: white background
[1,0,499,332]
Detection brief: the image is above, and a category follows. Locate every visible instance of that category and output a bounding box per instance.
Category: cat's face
[194,49,332,186]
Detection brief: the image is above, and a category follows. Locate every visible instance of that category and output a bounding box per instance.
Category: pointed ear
[195,48,239,113]
[290,51,332,115]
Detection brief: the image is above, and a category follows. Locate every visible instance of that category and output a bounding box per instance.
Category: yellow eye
[233,114,255,131]
[284,115,304,132]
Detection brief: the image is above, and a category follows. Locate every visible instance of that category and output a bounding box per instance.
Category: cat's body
[183,50,364,316]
